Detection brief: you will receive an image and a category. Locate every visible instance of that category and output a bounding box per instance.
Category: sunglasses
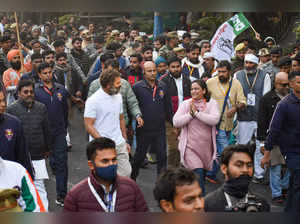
[23,90,34,95]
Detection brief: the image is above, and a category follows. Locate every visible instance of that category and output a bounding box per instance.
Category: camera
[225,194,263,212]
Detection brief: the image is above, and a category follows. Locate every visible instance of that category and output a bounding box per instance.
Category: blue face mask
[94,164,118,181]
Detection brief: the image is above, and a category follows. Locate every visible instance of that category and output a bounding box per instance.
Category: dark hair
[191,79,211,102]
[0,35,11,43]
[130,53,143,62]
[38,62,52,73]
[246,44,257,53]
[221,144,254,166]
[53,39,65,48]
[288,71,300,81]
[31,53,43,62]
[217,60,232,71]
[100,69,121,88]
[100,53,115,63]
[56,52,67,61]
[17,79,34,92]
[86,137,116,161]
[94,36,105,44]
[182,32,191,39]
[106,42,122,51]
[154,36,166,45]
[167,56,181,66]
[31,39,41,46]
[142,45,153,54]
[104,59,119,70]
[153,167,198,208]
[72,37,82,45]
[186,43,200,53]
[42,50,55,59]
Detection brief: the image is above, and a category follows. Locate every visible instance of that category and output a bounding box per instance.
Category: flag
[210,13,251,62]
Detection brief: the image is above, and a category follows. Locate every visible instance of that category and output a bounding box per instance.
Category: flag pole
[14,12,25,73]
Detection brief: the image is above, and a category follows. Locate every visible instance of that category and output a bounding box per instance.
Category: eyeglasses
[23,90,34,95]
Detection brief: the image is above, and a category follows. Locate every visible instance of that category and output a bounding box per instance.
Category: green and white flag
[210,13,251,62]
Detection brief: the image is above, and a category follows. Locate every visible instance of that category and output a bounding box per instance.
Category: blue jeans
[193,168,206,196]
[270,164,290,198]
[206,130,230,179]
[285,153,300,212]
[51,134,68,198]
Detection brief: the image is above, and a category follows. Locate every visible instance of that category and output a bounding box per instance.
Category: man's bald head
[144,61,157,83]
[144,61,156,70]
[275,72,288,82]
[275,72,289,96]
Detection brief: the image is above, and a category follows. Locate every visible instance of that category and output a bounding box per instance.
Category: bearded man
[84,69,132,178]
[206,60,246,183]
[235,54,271,185]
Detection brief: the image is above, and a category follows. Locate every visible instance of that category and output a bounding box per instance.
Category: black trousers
[131,129,167,180]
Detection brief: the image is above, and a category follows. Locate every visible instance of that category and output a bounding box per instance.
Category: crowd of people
[1,13,300,213]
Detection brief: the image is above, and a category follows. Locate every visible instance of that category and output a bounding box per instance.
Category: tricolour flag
[210,13,250,62]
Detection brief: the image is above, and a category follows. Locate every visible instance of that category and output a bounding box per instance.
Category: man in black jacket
[0,83,34,179]
[205,144,270,212]
[160,56,191,168]
[257,72,290,205]
[7,79,52,211]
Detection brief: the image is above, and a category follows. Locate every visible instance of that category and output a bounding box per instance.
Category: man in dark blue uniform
[0,83,34,178]
[131,61,173,181]
[34,62,69,207]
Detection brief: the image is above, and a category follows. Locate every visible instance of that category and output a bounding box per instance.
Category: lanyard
[218,81,230,97]
[224,192,249,208]
[43,86,53,96]
[245,70,259,92]
[88,177,117,212]
[187,65,194,76]
[152,85,157,102]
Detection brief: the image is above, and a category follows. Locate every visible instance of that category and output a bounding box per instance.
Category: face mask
[223,174,252,198]
[94,164,117,181]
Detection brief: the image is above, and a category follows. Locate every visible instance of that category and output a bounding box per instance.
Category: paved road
[45,107,284,212]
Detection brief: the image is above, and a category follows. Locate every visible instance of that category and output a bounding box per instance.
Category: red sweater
[63,173,149,212]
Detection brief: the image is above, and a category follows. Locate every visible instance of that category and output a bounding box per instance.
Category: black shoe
[55,197,65,207]
[67,145,72,152]
[272,196,285,206]
[282,189,288,199]
[252,177,264,184]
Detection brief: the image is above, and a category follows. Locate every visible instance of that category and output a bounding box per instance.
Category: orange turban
[7,49,21,62]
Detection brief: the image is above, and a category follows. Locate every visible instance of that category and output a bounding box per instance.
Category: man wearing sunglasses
[257,72,290,206]
[7,79,52,211]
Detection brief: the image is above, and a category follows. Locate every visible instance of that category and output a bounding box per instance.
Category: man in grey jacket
[7,79,52,211]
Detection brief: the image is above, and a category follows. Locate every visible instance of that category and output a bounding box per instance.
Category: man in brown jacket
[63,137,148,212]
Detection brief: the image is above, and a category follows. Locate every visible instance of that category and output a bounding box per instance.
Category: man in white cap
[202,52,218,77]
[235,53,271,185]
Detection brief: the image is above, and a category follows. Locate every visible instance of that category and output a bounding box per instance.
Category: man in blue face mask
[204,144,270,212]
[63,137,148,212]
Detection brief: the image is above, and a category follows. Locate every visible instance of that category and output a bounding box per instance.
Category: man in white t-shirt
[84,69,132,177]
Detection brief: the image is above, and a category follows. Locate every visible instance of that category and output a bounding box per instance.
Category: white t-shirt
[84,88,124,145]
[174,75,184,105]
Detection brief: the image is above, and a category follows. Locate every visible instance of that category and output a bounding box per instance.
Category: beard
[189,58,199,64]
[11,61,21,71]
[245,66,257,75]
[218,76,229,83]
[107,86,121,95]
[170,71,181,79]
